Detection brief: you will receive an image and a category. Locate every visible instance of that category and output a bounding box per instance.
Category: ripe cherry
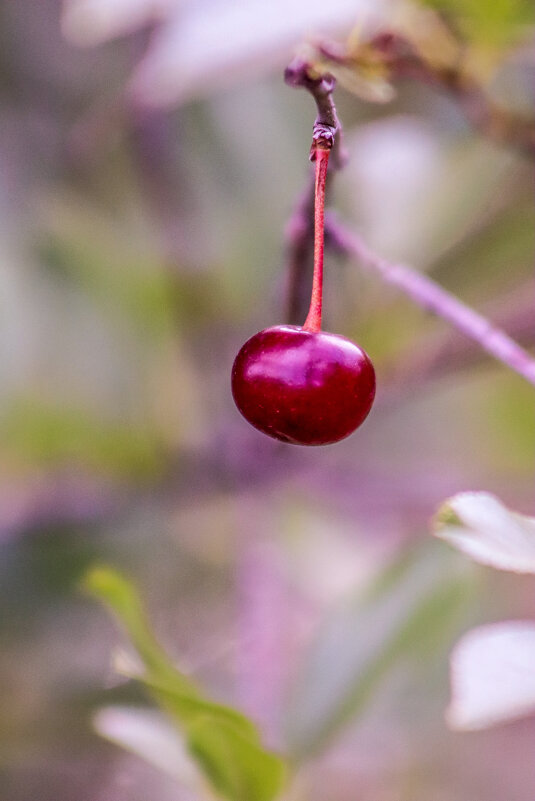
[231,148,376,445]
[232,325,375,445]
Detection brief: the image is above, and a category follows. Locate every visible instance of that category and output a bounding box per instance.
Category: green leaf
[134,673,260,742]
[418,0,534,46]
[285,544,473,759]
[188,718,287,801]
[84,565,287,801]
[83,566,190,683]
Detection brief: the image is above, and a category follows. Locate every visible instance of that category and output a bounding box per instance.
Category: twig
[327,217,535,387]
[283,59,345,323]
[284,57,344,164]
[387,283,535,387]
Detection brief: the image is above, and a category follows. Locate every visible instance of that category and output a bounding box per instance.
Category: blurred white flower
[435,491,535,575]
[447,622,535,730]
[62,0,392,106]
[94,705,205,788]
[434,492,535,731]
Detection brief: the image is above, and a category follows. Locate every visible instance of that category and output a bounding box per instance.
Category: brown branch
[284,57,343,162]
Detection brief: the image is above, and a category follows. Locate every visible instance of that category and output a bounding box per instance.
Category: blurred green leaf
[135,674,260,741]
[2,398,162,479]
[419,0,534,46]
[84,565,287,801]
[488,377,535,472]
[84,566,189,682]
[39,193,176,340]
[188,718,286,801]
[285,543,473,759]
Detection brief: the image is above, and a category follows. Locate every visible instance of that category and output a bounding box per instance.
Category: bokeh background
[0,1,534,799]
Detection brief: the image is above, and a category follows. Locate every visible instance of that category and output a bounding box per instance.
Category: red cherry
[231,325,375,445]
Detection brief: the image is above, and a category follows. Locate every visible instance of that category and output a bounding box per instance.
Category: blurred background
[0,0,534,799]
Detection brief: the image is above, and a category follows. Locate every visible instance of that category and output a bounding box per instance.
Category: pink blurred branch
[327,218,535,387]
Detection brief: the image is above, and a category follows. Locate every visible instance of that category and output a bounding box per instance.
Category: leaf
[84,565,191,683]
[131,672,260,743]
[188,718,286,801]
[447,621,535,730]
[434,491,535,574]
[285,544,472,759]
[418,0,534,47]
[84,565,287,801]
[93,705,205,789]
[3,398,162,479]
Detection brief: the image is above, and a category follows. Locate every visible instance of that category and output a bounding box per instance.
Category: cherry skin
[231,325,375,445]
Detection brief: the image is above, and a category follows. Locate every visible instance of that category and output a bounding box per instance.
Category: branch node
[284,57,340,158]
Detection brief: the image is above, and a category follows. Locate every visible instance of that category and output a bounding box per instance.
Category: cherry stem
[303,147,330,332]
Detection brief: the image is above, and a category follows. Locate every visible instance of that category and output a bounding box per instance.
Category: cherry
[231,325,375,445]
[231,147,376,445]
